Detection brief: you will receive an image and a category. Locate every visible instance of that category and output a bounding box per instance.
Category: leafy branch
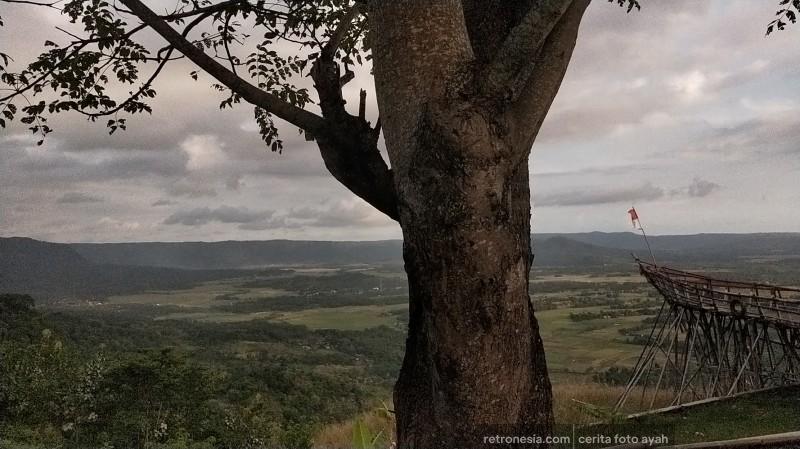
[768,0,799,35]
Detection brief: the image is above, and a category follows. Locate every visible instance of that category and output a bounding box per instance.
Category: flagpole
[630,206,657,266]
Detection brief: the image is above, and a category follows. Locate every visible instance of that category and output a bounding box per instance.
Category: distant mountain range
[72,240,404,269]
[0,237,245,301]
[70,232,800,269]
[3,232,800,301]
[537,232,800,257]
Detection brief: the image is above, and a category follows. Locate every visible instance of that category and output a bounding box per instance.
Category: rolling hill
[69,237,634,269]
[0,237,245,301]
[71,240,404,269]
[70,232,800,270]
[5,232,800,301]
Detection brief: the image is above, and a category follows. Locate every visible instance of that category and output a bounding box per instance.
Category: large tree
[0,0,794,447]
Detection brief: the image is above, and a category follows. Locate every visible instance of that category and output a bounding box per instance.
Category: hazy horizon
[5,229,800,245]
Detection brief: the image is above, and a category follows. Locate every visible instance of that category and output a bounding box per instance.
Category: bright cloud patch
[182,135,226,171]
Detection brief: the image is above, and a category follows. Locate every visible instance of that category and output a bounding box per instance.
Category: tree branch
[508,0,590,166]
[112,0,396,219]
[316,136,399,220]
[308,3,398,221]
[78,9,212,119]
[461,0,535,62]
[159,0,246,21]
[120,0,328,136]
[321,4,360,59]
[481,0,578,102]
[0,0,61,9]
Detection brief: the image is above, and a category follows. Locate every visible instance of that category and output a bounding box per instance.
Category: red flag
[628,208,639,227]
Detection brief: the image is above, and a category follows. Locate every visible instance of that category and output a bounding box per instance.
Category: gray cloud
[158,199,394,231]
[668,178,723,198]
[287,200,392,228]
[225,174,244,191]
[56,192,104,204]
[536,183,665,207]
[164,179,219,198]
[687,178,721,198]
[164,206,274,226]
[238,217,297,231]
[2,0,800,240]
[0,143,188,185]
[692,111,800,158]
[534,163,654,179]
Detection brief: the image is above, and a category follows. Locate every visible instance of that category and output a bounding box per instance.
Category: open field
[101,266,655,385]
[538,306,647,378]
[272,303,408,330]
[94,265,663,445]
[107,279,290,307]
[531,273,645,283]
[12,255,799,449]
[154,310,279,322]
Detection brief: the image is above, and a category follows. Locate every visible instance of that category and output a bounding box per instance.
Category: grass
[154,310,278,322]
[531,274,645,284]
[311,384,672,449]
[314,405,396,449]
[271,304,408,330]
[632,386,800,444]
[107,279,288,308]
[106,271,650,368]
[537,306,647,379]
[313,386,800,448]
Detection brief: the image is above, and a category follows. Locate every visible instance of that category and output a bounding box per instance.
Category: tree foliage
[769,0,800,34]
[0,295,402,448]
[0,0,367,150]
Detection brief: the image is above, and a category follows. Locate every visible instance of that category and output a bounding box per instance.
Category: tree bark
[395,138,553,448]
[365,1,590,447]
[370,14,555,442]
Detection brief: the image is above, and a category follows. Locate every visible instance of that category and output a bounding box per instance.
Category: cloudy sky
[1,0,799,243]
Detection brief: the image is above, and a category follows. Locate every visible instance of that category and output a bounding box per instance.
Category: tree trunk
[390,104,553,448]
[365,1,587,447]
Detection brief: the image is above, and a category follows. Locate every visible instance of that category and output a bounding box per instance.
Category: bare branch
[120,0,328,136]
[358,88,366,120]
[372,117,381,144]
[0,0,62,9]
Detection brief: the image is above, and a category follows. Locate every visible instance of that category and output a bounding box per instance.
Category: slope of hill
[72,240,404,269]
[0,237,245,301]
[5,232,800,301]
[71,237,631,270]
[533,236,631,267]
[30,233,800,272]
[538,232,800,261]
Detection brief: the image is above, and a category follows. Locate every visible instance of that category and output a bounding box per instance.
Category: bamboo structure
[615,260,800,412]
